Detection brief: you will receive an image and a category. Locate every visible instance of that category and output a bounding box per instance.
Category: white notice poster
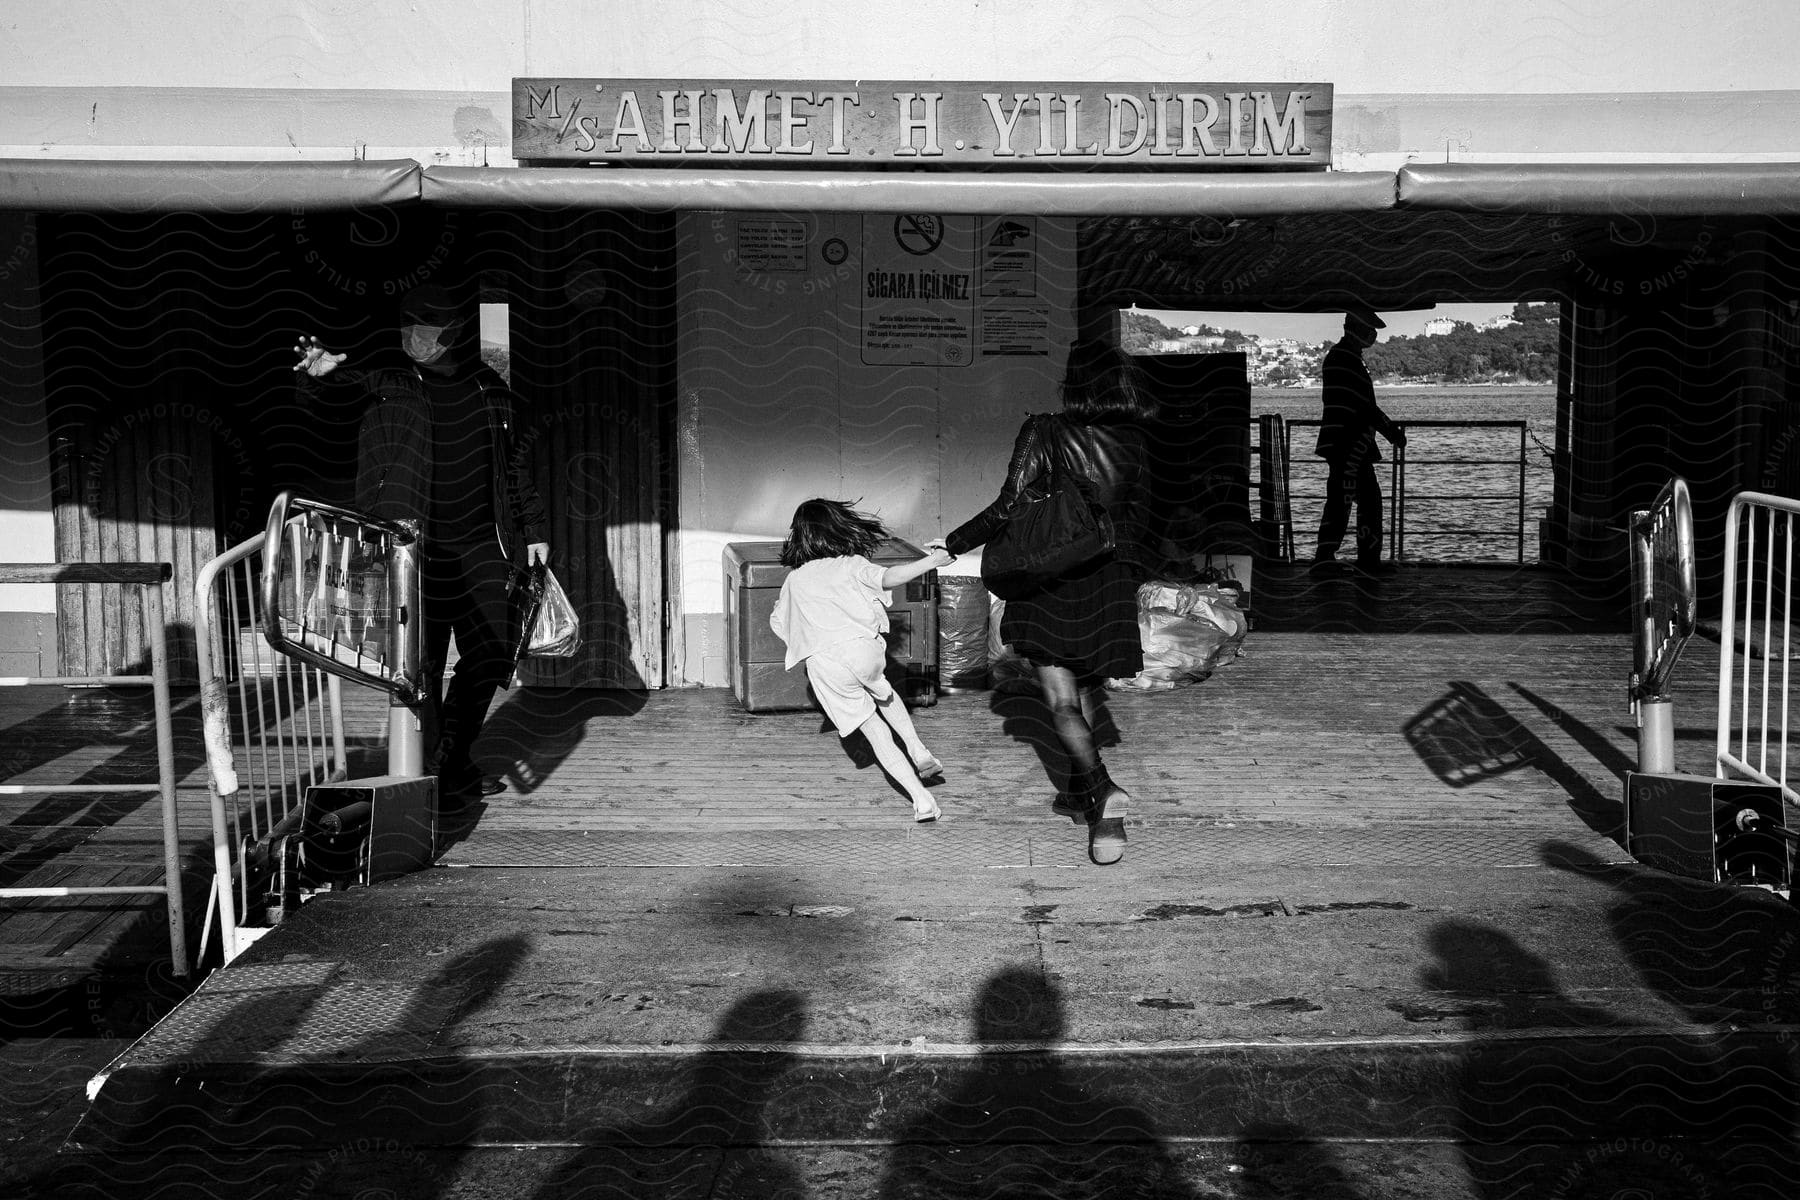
[860,215,975,366]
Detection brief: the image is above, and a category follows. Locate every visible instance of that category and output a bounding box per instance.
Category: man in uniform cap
[1311,306,1405,574]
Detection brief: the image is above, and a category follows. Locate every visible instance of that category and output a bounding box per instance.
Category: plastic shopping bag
[1107,581,1247,691]
[514,564,583,660]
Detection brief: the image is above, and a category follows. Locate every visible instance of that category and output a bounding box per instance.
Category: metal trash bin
[724,539,939,712]
[936,569,991,692]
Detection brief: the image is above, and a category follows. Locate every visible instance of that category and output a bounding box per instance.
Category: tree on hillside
[1364,318,1558,382]
[1119,310,1184,354]
[1511,300,1561,323]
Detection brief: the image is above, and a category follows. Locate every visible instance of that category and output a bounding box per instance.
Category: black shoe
[1355,559,1398,576]
[1308,557,1350,577]
[1056,762,1110,825]
[440,769,504,802]
[1087,784,1129,866]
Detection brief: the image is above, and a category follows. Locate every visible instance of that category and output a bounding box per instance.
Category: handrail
[196,527,358,962]
[197,492,435,963]
[1281,418,1533,563]
[0,561,189,977]
[1627,476,1697,776]
[1629,476,1698,703]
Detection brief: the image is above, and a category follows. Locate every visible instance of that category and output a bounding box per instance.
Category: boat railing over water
[1258,415,1539,565]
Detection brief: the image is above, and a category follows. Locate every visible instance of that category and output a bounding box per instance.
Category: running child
[770,499,953,822]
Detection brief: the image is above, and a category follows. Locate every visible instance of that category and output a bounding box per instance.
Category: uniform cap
[398,283,460,324]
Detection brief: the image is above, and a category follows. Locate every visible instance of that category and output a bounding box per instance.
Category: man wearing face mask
[293,283,550,807]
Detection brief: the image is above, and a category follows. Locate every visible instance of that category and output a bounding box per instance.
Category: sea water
[1252,385,1558,564]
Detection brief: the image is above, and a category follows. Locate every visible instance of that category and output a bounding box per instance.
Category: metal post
[1391,429,1406,563]
[142,578,191,976]
[1517,424,1527,563]
[389,701,425,777]
[1637,698,1676,774]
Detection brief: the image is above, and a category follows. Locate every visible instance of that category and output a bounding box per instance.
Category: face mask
[402,323,451,363]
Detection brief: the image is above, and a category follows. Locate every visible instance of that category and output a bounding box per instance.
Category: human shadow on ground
[1540,840,1800,1191]
[529,990,810,1199]
[477,686,647,797]
[1229,1122,1370,1199]
[1542,839,1800,1027]
[32,934,531,1200]
[1429,888,1769,1197]
[876,966,1197,1199]
[1403,680,1622,841]
[989,676,1122,807]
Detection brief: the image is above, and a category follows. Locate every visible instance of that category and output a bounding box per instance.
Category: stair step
[31,1133,1794,1200]
[74,1027,1800,1152]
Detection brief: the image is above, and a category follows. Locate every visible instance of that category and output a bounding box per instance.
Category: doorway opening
[1125,302,1561,566]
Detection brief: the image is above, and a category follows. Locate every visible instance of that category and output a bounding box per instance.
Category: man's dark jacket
[1313,340,1401,463]
[305,360,549,561]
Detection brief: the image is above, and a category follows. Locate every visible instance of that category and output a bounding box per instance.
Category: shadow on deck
[0,561,1639,1008]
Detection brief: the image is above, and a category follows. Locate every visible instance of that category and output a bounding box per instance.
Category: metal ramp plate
[439,823,1631,871]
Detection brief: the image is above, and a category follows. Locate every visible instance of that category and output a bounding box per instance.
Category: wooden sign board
[513,79,1331,168]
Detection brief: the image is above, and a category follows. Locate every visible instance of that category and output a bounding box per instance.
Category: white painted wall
[675,210,1077,686]
[0,213,54,617]
[3,3,1795,164]
[5,1,1792,93]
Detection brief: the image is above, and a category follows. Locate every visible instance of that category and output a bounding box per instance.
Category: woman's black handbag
[981,416,1116,601]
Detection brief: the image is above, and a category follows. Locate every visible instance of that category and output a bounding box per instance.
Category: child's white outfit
[770,555,895,736]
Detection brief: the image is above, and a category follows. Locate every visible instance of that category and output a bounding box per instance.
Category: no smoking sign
[894,215,944,256]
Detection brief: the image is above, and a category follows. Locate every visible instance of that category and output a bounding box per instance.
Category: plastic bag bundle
[1108,580,1247,691]
[936,574,991,691]
[514,564,583,660]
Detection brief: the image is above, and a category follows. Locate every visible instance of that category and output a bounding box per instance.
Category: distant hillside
[1121,302,1559,384]
[1363,303,1558,383]
[1119,310,1254,353]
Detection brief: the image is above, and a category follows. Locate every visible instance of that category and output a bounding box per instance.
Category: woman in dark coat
[933,341,1156,865]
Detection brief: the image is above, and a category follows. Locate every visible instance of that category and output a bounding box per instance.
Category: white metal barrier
[1715,491,1800,805]
[195,494,430,963]
[194,532,348,964]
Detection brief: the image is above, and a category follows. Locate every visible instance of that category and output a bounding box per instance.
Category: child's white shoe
[913,798,942,823]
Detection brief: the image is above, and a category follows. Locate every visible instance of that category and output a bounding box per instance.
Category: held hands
[527,543,550,567]
[293,336,347,377]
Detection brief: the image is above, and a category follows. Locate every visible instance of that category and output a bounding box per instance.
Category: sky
[1146,303,1518,344]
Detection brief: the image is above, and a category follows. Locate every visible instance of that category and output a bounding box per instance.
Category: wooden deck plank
[0,565,1685,974]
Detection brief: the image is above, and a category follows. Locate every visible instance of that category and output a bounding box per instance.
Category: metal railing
[1280,419,1532,563]
[1715,491,1800,806]
[0,561,190,977]
[195,533,349,964]
[1628,476,1698,773]
[196,493,430,963]
[1255,413,1296,560]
